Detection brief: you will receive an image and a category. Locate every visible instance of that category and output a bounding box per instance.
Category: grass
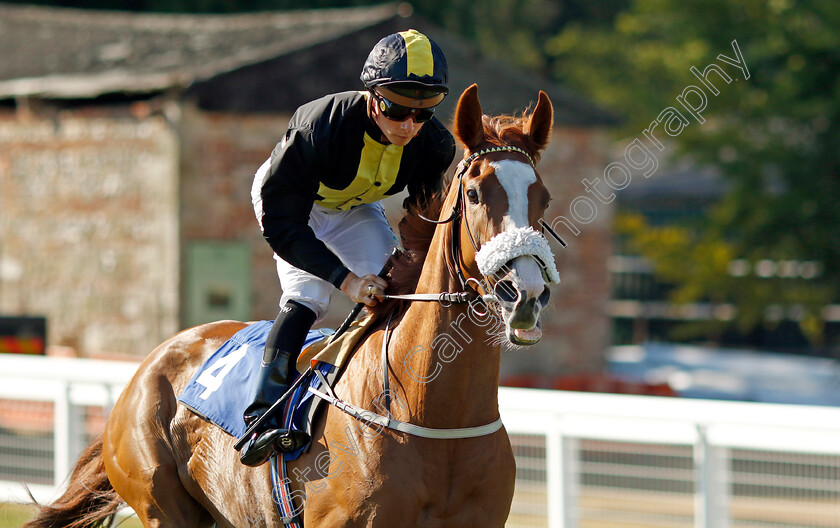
[0,502,145,528]
[0,502,36,528]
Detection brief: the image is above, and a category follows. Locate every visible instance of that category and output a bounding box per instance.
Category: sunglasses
[373,92,436,123]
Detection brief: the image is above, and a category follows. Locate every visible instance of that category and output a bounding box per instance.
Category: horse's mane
[367,190,446,321]
[367,112,540,322]
[482,110,544,165]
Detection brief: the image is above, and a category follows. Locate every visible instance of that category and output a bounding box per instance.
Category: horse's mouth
[508,323,542,346]
[496,283,549,346]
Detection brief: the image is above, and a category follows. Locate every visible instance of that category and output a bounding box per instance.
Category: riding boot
[240,300,316,467]
[240,349,309,466]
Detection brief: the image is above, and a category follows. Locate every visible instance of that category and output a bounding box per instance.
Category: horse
[23,83,557,528]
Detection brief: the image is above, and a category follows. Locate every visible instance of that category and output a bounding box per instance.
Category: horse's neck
[389,232,503,427]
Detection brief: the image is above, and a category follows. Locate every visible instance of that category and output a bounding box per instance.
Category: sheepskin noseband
[475,226,560,284]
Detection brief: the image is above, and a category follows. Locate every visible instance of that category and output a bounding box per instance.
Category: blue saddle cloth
[178,321,334,443]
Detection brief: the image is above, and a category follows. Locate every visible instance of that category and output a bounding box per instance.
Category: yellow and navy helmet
[361,29,449,103]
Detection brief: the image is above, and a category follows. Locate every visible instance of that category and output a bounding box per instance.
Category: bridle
[310,145,551,440]
[382,145,537,307]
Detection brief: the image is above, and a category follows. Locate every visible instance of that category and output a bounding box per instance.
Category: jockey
[241,29,456,466]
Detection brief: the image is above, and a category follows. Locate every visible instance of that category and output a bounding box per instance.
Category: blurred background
[1,1,839,526]
[2,0,839,397]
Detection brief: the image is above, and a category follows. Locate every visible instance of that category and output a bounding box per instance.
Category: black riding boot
[239,300,316,467]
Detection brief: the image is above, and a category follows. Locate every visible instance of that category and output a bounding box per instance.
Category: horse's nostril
[538,286,550,307]
[494,280,519,304]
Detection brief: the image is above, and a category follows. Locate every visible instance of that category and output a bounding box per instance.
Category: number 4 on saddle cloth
[178,320,345,461]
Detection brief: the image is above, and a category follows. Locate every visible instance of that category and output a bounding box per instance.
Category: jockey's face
[371,97,424,147]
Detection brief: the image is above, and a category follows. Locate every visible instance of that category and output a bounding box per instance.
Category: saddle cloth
[176,315,378,527]
[177,315,377,454]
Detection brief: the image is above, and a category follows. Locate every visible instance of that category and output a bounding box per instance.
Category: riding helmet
[361,29,449,102]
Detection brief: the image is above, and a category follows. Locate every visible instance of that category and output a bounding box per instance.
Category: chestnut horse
[24,84,557,528]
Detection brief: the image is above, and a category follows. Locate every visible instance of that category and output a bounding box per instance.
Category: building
[0,2,616,375]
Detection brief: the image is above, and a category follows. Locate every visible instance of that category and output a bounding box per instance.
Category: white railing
[500,388,840,528]
[2,354,840,527]
[0,354,137,504]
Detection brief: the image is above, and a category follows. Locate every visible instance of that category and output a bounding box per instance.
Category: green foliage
[452,0,629,76]
[617,212,831,343]
[0,502,144,528]
[555,0,840,344]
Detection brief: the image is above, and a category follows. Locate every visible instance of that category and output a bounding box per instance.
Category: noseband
[389,145,557,306]
[438,146,535,292]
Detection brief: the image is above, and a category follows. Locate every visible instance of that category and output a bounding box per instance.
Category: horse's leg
[174,406,282,528]
[104,366,213,528]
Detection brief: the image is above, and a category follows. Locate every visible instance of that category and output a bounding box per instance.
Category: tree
[550,0,840,346]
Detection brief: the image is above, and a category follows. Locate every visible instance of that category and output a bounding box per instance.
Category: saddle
[177,315,376,457]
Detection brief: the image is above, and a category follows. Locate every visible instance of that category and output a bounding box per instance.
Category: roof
[0,2,617,126]
[0,2,399,99]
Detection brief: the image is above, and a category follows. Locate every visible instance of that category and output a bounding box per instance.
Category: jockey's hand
[341,272,388,306]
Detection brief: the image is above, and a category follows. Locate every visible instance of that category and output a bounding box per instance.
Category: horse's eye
[466,188,479,204]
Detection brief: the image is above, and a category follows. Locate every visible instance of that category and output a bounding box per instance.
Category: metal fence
[2,354,840,527]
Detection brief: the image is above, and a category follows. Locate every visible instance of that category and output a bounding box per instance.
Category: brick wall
[499,127,614,377]
[177,104,289,325]
[179,106,613,373]
[0,107,179,357]
[178,104,377,331]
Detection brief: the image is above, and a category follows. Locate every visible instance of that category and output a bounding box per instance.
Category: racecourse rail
[1,354,839,528]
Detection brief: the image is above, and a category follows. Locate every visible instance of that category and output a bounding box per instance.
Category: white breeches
[275,201,397,321]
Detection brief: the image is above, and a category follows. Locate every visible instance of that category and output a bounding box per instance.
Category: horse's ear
[527,91,553,151]
[454,84,485,151]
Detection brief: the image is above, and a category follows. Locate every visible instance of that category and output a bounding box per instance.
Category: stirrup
[239,428,311,467]
[275,429,311,452]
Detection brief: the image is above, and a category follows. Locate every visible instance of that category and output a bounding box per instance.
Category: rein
[308,315,505,440]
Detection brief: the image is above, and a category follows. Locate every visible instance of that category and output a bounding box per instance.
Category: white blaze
[487,159,544,293]
[489,159,536,229]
